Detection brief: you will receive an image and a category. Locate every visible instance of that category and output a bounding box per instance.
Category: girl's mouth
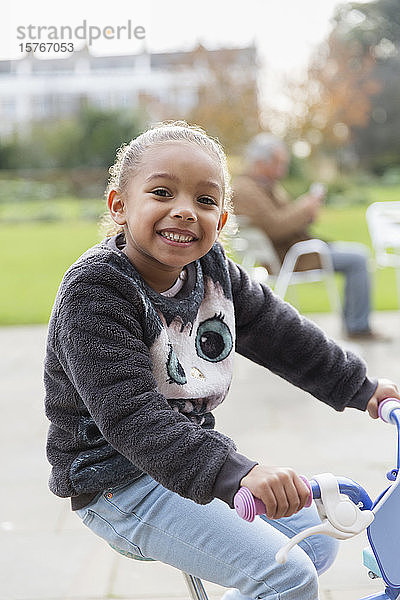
[158,230,198,245]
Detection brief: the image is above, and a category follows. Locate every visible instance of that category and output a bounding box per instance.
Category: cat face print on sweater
[149,277,235,426]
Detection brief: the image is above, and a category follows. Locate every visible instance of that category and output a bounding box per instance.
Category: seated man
[233,132,384,341]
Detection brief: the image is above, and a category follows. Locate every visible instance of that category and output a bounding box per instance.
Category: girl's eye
[152,188,171,197]
[198,196,217,206]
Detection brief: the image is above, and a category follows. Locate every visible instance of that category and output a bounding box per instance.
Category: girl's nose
[170,200,197,222]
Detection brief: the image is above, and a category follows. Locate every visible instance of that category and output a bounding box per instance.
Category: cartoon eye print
[166,344,187,385]
[195,313,233,363]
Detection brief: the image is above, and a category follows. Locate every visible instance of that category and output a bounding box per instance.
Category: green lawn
[0,222,101,324]
[1,192,399,324]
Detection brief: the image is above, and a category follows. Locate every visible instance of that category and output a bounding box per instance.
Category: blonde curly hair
[101,120,235,237]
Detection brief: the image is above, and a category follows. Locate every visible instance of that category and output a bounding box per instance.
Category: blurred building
[0,44,258,137]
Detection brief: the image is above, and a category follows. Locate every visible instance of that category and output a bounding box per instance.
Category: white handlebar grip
[378,398,400,423]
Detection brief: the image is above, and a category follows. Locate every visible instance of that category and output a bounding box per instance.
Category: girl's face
[108,140,228,290]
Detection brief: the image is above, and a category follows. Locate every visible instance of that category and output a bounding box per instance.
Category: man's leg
[328,242,371,334]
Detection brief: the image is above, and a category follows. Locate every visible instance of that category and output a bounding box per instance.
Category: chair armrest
[281,239,334,274]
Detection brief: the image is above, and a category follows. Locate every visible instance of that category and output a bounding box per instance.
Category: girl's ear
[107,190,126,225]
[217,210,228,234]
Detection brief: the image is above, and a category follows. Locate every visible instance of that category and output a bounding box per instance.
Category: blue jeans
[329,242,371,333]
[76,474,338,600]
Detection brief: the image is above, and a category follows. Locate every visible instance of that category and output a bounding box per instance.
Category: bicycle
[235,397,400,600]
[111,398,400,600]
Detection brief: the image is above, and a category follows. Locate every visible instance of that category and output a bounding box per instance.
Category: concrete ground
[1,311,400,600]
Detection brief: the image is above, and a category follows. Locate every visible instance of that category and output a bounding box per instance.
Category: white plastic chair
[231,217,341,313]
[366,201,400,305]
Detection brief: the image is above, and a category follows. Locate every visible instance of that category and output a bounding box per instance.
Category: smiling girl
[44,121,399,600]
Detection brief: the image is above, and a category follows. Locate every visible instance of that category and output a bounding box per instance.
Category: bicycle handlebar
[378,398,400,424]
[234,398,400,523]
[234,476,373,522]
[233,398,400,568]
[378,398,400,472]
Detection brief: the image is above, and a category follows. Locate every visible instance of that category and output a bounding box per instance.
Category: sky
[3,0,356,71]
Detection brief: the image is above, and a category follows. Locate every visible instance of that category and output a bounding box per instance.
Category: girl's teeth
[161,232,195,242]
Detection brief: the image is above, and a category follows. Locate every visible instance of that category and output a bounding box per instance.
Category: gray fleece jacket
[44,234,377,510]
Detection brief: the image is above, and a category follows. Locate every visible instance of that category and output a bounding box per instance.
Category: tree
[1,105,143,170]
[292,0,400,172]
[186,45,260,154]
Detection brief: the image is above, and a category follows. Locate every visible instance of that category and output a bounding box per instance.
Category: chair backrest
[366,201,400,267]
[232,216,281,275]
[230,218,341,310]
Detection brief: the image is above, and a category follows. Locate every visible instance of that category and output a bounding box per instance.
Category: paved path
[1,312,399,600]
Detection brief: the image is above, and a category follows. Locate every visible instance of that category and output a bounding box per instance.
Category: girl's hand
[366,378,400,419]
[239,465,310,520]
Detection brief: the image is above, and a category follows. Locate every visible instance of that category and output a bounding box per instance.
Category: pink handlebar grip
[300,476,313,508]
[234,476,313,522]
[234,487,265,522]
